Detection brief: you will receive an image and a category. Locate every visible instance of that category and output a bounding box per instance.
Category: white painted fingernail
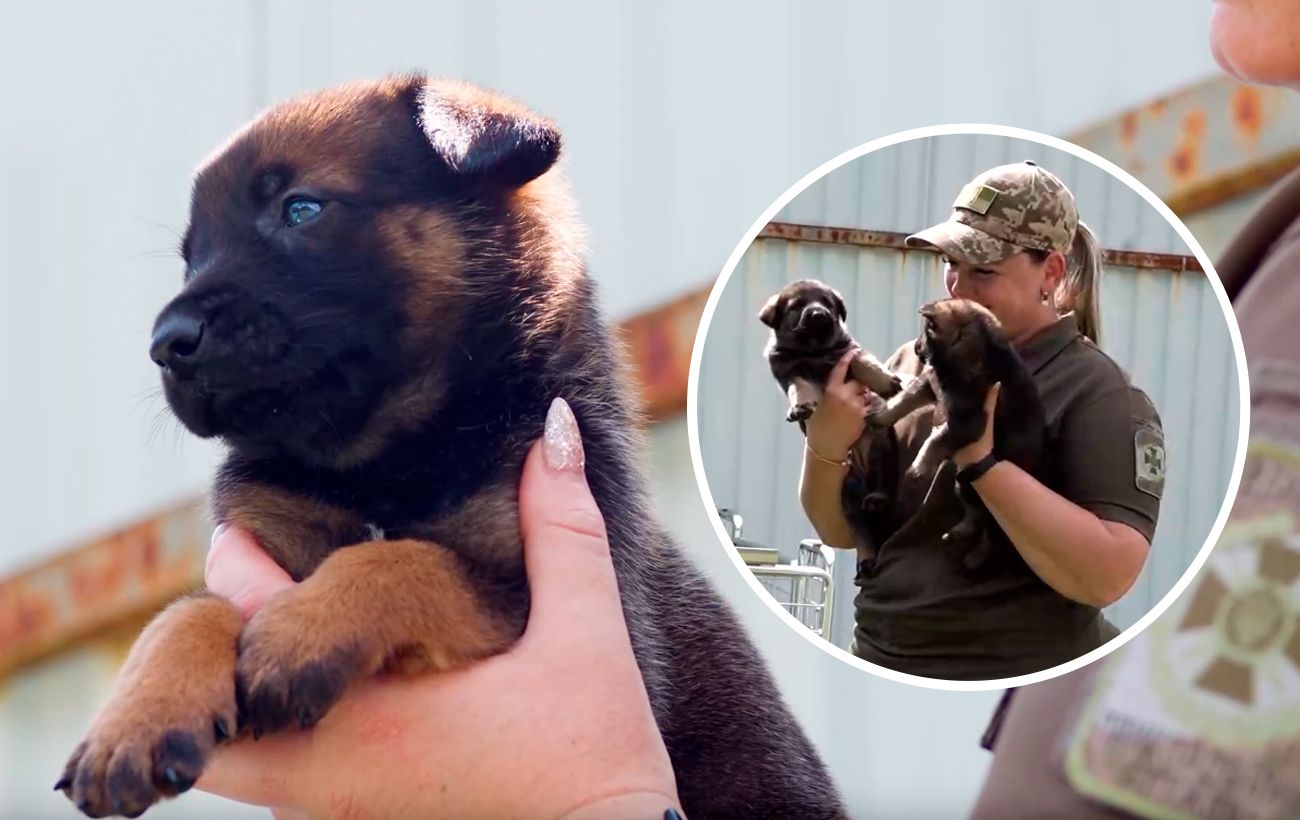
[543,397,585,473]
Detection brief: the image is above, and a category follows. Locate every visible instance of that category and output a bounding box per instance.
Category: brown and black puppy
[760,279,904,549]
[57,76,843,819]
[873,299,1047,567]
[760,278,903,422]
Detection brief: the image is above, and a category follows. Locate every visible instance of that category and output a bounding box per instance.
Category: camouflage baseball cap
[905,161,1079,265]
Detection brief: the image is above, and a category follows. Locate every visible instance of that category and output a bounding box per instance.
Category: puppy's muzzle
[150,293,293,389]
[150,308,207,380]
[796,305,834,336]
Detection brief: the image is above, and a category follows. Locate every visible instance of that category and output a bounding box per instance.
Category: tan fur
[211,481,365,581]
[423,480,522,568]
[196,77,413,200]
[56,596,243,815]
[509,171,589,352]
[377,205,469,341]
[238,539,516,685]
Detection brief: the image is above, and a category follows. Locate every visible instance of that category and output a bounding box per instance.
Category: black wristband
[956,452,1000,485]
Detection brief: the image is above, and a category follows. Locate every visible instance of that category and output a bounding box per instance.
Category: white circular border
[685,122,1252,693]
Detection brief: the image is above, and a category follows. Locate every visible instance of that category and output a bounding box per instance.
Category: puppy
[57,76,843,819]
[760,279,904,548]
[871,299,1046,567]
[760,278,903,422]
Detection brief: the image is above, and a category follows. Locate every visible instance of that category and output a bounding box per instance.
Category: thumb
[986,382,1002,414]
[516,397,624,634]
[829,347,855,385]
[204,524,296,619]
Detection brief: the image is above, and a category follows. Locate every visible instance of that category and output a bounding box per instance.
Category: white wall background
[0,3,1225,818]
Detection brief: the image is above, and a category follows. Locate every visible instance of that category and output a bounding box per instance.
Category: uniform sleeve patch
[1135,426,1166,499]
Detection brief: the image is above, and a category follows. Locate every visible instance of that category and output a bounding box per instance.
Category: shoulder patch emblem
[1135,426,1166,499]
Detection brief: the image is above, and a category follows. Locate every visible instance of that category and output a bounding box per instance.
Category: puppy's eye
[284,197,323,227]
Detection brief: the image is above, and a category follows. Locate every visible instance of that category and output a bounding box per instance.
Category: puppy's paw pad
[58,718,221,818]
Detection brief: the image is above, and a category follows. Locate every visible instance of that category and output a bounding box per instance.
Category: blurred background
[698,133,1241,650]
[1,2,1294,817]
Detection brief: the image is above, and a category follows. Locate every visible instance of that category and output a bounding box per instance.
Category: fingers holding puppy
[806,349,871,459]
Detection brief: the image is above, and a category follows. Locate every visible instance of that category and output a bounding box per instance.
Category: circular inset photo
[688,126,1249,688]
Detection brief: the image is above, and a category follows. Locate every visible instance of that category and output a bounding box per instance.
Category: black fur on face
[149,76,562,466]
[759,278,849,350]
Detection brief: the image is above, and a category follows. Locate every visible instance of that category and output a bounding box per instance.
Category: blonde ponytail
[1057,220,1103,345]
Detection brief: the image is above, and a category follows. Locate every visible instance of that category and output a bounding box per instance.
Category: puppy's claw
[53,776,71,792]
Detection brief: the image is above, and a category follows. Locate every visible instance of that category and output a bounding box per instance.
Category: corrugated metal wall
[775,134,1188,252]
[699,135,1241,645]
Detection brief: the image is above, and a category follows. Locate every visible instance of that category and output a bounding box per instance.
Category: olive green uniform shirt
[852,313,1164,680]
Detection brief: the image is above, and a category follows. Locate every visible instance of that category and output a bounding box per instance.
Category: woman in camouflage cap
[799,160,1164,681]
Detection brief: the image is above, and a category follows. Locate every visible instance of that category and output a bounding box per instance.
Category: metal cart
[717,508,835,639]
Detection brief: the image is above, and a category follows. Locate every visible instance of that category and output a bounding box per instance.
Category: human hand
[198,398,681,820]
[805,349,871,461]
[954,383,1000,468]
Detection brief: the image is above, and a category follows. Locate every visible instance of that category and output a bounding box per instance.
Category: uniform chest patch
[1135,426,1166,499]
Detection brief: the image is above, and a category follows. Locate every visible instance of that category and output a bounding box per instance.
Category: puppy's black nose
[150,310,206,378]
[803,306,833,331]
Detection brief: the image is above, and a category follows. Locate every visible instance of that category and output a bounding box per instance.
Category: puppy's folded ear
[830,288,848,321]
[412,78,561,187]
[918,303,938,320]
[759,294,783,328]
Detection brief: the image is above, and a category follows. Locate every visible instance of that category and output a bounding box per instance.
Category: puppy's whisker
[131,217,184,240]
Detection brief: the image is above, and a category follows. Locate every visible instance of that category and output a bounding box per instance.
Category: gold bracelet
[806,441,850,468]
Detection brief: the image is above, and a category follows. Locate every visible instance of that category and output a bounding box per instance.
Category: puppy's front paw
[57,674,236,817]
[236,587,372,738]
[787,402,816,422]
[881,375,904,398]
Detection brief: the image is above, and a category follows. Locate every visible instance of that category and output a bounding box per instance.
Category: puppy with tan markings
[870,298,1047,567]
[57,75,842,819]
[760,278,903,422]
[760,278,905,549]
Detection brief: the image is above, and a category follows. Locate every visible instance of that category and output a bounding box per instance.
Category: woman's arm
[967,462,1149,607]
[798,349,873,553]
[799,446,858,551]
[955,385,1153,608]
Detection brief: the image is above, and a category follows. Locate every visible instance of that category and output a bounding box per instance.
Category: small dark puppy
[58,76,842,819]
[759,278,903,422]
[868,299,1046,566]
[760,279,904,547]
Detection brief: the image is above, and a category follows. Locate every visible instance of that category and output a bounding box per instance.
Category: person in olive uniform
[800,161,1166,681]
[971,6,1300,815]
